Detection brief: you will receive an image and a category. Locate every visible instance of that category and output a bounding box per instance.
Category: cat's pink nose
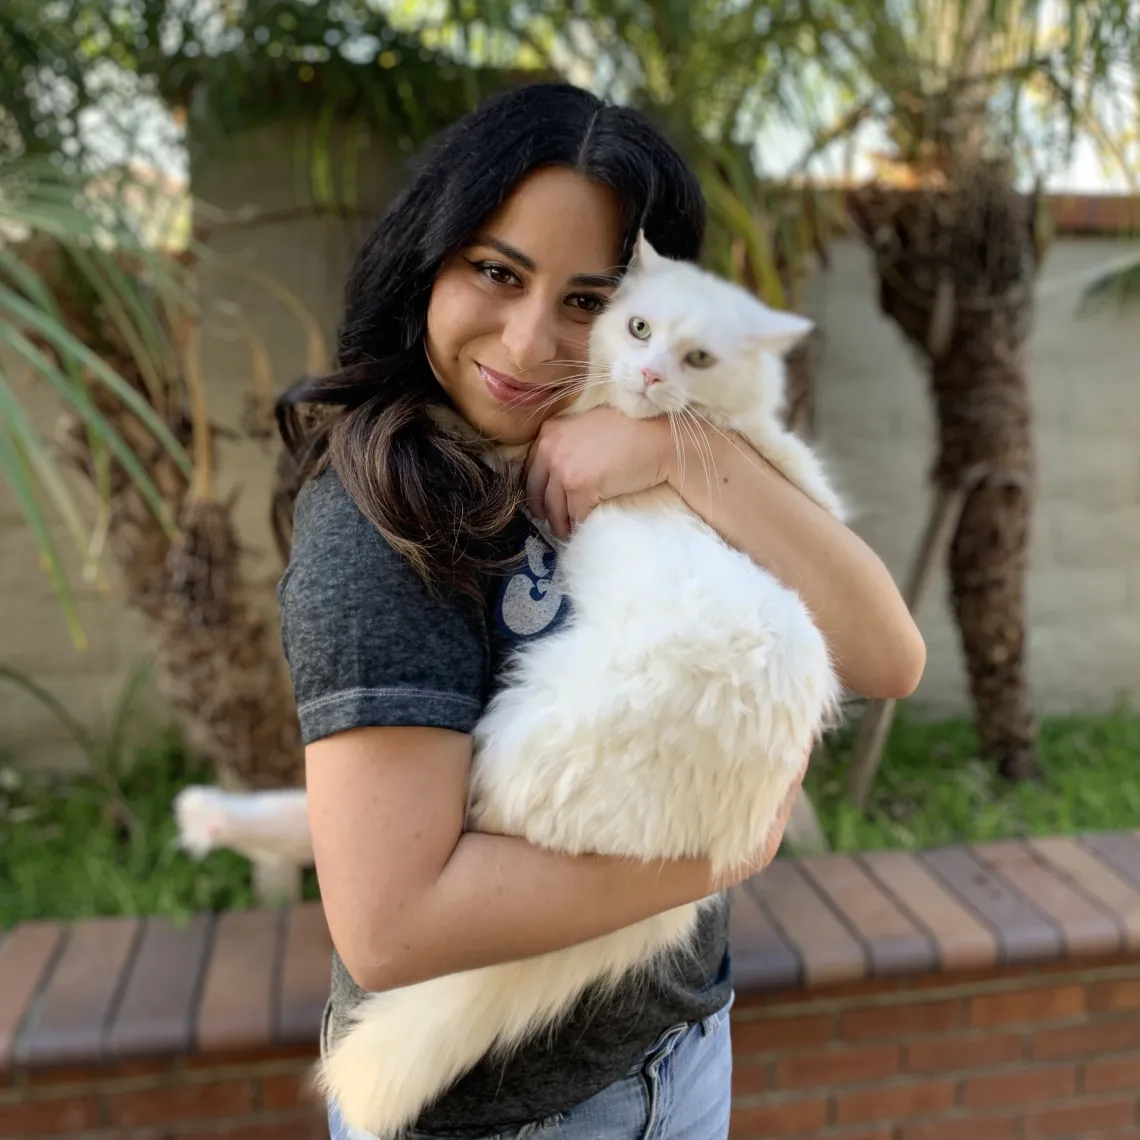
[641,369,664,389]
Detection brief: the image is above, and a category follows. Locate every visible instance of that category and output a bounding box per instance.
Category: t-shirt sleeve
[277,468,490,745]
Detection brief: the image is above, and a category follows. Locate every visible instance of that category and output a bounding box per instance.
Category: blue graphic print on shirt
[495,522,571,646]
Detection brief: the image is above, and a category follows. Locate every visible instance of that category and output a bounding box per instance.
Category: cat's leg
[318,904,700,1137]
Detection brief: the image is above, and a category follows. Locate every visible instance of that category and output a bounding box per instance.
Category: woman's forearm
[313,725,799,995]
[665,424,925,699]
[359,833,716,991]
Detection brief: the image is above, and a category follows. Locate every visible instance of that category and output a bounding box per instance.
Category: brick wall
[6,960,1140,1140]
[731,958,1140,1139]
[7,838,1140,1139]
[0,1050,324,1140]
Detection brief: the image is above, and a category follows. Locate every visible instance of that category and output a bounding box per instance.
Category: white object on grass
[173,785,313,905]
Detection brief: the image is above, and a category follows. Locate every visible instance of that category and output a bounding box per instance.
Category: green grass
[0,732,318,929]
[806,706,1140,853]
[3,707,1140,927]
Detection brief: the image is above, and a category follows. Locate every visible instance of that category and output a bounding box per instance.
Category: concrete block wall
[2,146,1138,770]
[812,237,1140,717]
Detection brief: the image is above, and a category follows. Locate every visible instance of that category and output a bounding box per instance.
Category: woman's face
[426,166,623,445]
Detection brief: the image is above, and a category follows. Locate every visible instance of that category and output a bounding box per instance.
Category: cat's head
[585,233,813,422]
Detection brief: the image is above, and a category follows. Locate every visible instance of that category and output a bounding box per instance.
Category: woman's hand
[524,406,672,539]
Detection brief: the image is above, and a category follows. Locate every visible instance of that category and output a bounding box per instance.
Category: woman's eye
[568,293,607,315]
[471,260,519,286]
[629,316,651,340]
[684,349,716,368]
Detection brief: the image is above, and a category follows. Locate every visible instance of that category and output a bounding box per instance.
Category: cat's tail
[317,966,516,1137]
[317,906,699,1136]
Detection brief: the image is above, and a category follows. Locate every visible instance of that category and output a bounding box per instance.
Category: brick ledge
[4,833,1140,1077]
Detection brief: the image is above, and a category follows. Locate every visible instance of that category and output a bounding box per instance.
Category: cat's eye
[628,317,651,341]
[684,349,716,369]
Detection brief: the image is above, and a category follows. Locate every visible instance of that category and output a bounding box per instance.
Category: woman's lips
[478,363,556,408]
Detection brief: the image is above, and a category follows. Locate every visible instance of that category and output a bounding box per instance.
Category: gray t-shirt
[277,467,731,1136]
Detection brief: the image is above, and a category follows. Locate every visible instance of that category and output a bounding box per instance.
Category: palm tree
[445,0,1139,793]
[1,158,310,788]
[785,0,1138,785]
[0,3,524,791]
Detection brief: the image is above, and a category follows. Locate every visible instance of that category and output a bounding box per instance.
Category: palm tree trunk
[852,166,1040,780]
[45,250,304,790]
[932,338,1037,779]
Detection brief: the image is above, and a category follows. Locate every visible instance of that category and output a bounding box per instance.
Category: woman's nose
[501,297,559,372]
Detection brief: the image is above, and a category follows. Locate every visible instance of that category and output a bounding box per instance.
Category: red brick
[730,1098,829,1136]
[177,1116,325,1140]
[1083,1055,1140,1093]
[906,1032,1024,1073]
[732,1063,769,1095]
[1025,1096,1136,1136]
[259,1072,318,1111]
[970,985,1085,1028]
[1034,1019,1140,1059]
[840,1001,963,1041]
[19,1063,104,1085]
[778,1044,900,1089]
[962,1065,1076,1109]
[836,1080,956,1124]
[183,1045,315,1071]
[732,1014,831,1053]
[899,1116,1020,1140]
[1089,980,1140,1012]
[0,1096,101,1136]
[22,1057,173,1087]
[801,1131,893,1140]
[107,1080,253,1127]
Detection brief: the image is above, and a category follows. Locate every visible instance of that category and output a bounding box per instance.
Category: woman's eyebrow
[471,236,620,289]
[570,272,621,289]
[472,236,536,271]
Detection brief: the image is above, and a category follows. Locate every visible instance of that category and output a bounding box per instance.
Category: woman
[277,82,924,1140]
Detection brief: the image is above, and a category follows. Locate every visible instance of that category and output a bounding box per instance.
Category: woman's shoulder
[280,466,488,633]
[292,465,365,545]
[278,467,493,743]
[284,466,410,593]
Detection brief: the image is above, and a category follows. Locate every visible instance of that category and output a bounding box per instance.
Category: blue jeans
[329,995,734,1140]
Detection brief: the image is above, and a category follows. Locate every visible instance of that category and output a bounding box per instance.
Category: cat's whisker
[672,409,706,495]
[672,407,720,507]
[666,412,687,487]
[690,413,769,479]
[500,377,591,416]
[686,415,716,503]
[682,408,720,499]
[673,411,699,490]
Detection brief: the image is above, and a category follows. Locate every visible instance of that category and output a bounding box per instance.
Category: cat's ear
[746,305,814,357]
[632,230,665,271]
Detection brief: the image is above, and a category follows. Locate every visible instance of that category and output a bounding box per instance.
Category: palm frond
[0,156,194,642]
[1079,257,1140,312]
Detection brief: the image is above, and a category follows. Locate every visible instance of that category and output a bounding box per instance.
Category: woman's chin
[476,405,549,448]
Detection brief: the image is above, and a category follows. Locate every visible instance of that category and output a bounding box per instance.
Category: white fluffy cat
[319,235,845,1135]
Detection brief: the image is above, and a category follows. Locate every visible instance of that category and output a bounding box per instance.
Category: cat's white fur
[319,235,845,1135]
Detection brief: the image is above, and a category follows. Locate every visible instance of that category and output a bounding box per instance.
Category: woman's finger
[544,475,571,540]
[525,446,552,522]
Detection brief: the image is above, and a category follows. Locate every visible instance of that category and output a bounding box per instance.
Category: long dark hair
[277,82,705,599]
